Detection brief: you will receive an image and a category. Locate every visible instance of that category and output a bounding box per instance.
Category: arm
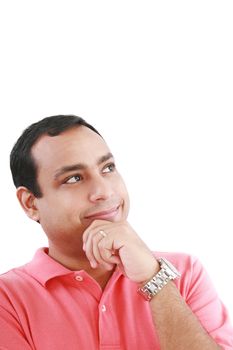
[0,298,32,350]
[148,281,221,350]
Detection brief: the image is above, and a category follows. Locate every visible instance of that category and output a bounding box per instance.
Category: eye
[102,163,116,173]
[65,174,82,184]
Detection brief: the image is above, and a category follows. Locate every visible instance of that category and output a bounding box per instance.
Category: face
[30,126,130,253]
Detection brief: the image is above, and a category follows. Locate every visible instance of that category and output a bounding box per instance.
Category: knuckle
[97,239,105,249]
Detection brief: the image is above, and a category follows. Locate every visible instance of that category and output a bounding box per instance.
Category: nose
[88,175,114,203]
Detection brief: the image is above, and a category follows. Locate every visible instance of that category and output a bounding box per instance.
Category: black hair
[10,114,101,197]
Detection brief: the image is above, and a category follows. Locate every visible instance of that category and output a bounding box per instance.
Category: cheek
[36,194,73,224]
[39,202,84,237]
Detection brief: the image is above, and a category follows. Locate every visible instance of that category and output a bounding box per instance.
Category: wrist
[138,258,181,301]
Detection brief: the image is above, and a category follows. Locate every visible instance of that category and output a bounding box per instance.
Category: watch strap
[138,258,181,301]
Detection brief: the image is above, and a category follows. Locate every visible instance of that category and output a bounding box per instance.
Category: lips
[84,206,120,220]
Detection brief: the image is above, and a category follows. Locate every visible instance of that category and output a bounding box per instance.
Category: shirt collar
[24,247,75,286]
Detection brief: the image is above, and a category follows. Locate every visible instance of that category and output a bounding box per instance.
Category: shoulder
[0,248,46,292]
[0,265,29,295]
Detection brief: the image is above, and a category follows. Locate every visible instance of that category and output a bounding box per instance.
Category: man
[0,115,232,350]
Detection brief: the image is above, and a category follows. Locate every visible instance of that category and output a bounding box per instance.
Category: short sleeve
[183,256,233,349]
[0,284,33,350]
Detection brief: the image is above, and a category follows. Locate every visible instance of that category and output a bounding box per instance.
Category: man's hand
[82,220,159,283]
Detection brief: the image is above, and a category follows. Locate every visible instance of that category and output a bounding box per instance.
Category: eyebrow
[54,152,114,179]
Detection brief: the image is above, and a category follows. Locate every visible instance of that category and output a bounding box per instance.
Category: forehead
[32,126,110,171]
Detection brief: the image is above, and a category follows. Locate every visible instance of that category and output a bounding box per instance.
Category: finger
[82,220,110,246]
[97,237,122,266]
[84,230,99,268]
[82,224,101,249]
[84,229,114,270]
[92,235,114,270]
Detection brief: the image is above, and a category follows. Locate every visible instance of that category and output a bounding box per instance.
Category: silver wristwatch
[138,258,181,301]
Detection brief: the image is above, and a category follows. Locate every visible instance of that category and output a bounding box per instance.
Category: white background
[0,1,232,321]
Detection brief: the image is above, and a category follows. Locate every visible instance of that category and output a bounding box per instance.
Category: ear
[16,186,40,222]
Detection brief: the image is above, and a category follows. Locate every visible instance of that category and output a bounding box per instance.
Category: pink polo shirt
[0,248,232,350]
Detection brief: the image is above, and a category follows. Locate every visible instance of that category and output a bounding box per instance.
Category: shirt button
[75,275,83,281]
[101,305,107,312]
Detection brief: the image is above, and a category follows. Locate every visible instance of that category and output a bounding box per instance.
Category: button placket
[98,300,121,348]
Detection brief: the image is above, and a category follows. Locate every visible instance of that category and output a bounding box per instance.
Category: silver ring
[99,230,107,238]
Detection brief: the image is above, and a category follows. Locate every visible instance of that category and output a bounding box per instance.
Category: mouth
[84,205,120,221]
